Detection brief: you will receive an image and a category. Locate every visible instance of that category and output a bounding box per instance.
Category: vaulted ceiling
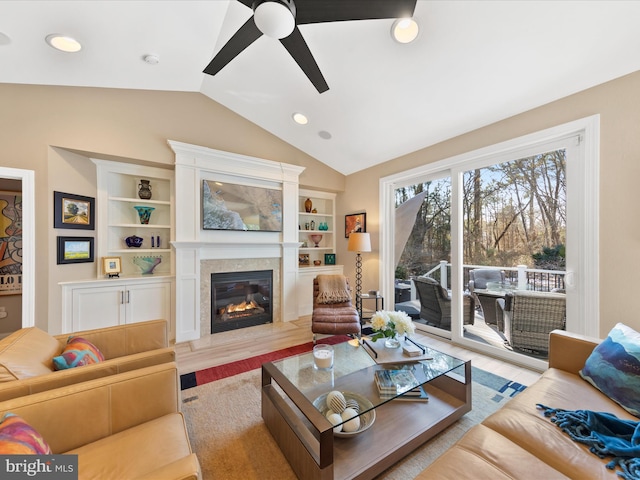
[2,1,640,175]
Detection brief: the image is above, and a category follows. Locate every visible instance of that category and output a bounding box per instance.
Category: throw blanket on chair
[537,404,640,480]
[317,275,351,304]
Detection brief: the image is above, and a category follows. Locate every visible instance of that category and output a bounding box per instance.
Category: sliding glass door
[382,117,599,370]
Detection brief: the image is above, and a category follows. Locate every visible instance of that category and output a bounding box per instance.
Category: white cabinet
[298,189,339,269]
[61,278,172,333]
[93,159,174,278]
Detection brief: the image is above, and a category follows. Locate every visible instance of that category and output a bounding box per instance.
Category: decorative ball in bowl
[313,390,375,438]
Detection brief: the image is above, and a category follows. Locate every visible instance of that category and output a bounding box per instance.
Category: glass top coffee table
[261,340,471,480]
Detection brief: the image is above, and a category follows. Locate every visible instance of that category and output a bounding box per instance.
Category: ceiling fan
[203,0,418,93]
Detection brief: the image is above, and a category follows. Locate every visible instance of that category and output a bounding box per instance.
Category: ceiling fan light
[391,18,419,44]
[45,34,82,52]
[254,1,295,39]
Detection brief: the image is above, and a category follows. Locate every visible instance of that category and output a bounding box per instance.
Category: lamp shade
[348,232,371,253]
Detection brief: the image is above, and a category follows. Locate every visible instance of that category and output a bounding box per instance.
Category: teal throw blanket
[537,404,640,480]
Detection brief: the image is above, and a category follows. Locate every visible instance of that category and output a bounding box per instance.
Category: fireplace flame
[219,299,265,320]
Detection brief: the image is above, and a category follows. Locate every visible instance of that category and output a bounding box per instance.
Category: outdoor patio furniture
[413,276,475,329]
[496,290,566,354]
[468,268,507,325]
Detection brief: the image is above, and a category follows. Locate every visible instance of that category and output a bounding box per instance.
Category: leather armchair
[311,276,360,342]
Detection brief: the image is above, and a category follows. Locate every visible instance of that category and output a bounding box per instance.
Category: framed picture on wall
[57,236,94,264]
[345,212,366,238]
[0,191,22,295]
[53,191,95,230]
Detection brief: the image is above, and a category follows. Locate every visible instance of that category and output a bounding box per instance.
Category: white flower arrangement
[370,310,415,342]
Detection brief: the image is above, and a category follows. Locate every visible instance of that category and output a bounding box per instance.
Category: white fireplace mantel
[168,141,305,342]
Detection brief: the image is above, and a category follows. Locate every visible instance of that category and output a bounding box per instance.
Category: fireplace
[211,270,273,333]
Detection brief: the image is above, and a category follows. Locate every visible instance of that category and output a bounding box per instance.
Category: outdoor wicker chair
[412,276,475,329]
[468,268,506,325]
[496,290,566,354]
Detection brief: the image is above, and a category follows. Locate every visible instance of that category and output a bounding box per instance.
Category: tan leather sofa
[418,330,629,479]
[0,320,174,401]
[0,362,201,479]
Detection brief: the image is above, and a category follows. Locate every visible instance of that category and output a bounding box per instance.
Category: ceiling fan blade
[294,0,417,24]
[280,26,329,93]
[203,16,263,76]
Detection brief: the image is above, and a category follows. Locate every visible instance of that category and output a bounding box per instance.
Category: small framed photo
[298,253,310,266]
[345,212,366,238]
[57,236,94,264]
[102,257,122,277]
[54,191,95,230]
[324,253,336,265]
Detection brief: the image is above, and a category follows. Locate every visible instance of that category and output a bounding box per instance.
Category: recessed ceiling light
[318,131,332,140]
[45,34,82,53]
[391,18,419,44]
[292,112,308,125]
[143,54,160,65]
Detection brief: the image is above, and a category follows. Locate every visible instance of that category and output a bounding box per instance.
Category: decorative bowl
[313,391,376,438]
[313,260,322,266]
[125,235,143,248]
[308,234,323,247]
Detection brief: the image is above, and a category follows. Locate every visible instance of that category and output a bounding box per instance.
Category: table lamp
[347,232,371,313]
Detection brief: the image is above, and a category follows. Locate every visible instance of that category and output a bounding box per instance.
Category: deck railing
[419,261,565,293]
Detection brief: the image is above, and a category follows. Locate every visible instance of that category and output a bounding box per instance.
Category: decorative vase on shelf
[384,333,401,349]
[304,198,312,213]
[138,179,152,200]
[309,234,323,248]
[133,255,162,275]
[134,206,155,225]
[125,235,143,248]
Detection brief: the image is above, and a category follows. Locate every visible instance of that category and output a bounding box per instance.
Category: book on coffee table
[380,385,429,402]
[374,369,420,396]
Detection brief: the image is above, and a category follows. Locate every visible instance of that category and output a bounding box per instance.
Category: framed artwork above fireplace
[202,179,282,232]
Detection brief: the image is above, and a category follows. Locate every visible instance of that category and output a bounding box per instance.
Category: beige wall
[0,84,344,333]
[338,70,640,338]
[3,70,639,338]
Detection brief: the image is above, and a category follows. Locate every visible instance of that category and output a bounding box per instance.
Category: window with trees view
[395,149,566,288]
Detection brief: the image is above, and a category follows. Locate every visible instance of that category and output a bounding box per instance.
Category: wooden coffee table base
[262,361,471,480]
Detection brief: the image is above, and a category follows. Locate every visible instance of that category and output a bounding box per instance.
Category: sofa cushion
[66,414,192,479]
[53,337,105,370]
[0,328,61,382]
[0,412,51,454]
[580,322,640,417]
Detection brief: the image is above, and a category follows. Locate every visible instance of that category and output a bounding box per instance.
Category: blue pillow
[580,323,640,417]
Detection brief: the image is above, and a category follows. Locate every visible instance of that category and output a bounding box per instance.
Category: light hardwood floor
[175,317,542,387]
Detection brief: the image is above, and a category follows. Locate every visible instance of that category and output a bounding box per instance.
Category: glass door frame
[379,115,600,370]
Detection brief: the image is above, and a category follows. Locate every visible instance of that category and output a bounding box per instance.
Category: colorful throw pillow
[53,336,105,370]
[0,413,51,454]
[580,323,640,417]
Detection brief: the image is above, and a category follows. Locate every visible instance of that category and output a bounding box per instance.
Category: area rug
[180,335,351,390]
[181,362,526,479]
